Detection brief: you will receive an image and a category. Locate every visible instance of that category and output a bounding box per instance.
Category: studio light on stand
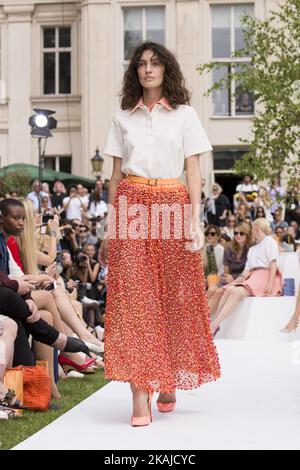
[29,109,57,212]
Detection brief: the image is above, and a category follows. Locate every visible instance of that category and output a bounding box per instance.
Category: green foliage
[0,169,31,197]
[197,0,300,182]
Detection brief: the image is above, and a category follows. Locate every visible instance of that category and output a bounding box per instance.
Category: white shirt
[63,196,85,221]
[8,248,24,278]
[89,200,108,218]
[101,100,212,178]
[214,244,225,275]
[236,183,258,193]
[245,236,279,271]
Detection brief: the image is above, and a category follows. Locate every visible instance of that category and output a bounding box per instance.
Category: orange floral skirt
[104,178,221,393]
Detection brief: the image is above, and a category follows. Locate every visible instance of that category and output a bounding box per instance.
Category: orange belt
[125,174,181,186]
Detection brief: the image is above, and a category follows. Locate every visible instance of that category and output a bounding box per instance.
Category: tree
[197,0,300,183]
[0,169,31,197]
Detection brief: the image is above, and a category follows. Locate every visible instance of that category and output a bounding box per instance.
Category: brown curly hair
[120,41,191,110]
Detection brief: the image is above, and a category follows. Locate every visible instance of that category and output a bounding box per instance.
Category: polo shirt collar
[129,96,173,114]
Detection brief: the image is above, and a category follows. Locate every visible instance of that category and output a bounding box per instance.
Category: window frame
[42,25,72,97]
[44,155,72,173]
[122,5,166,70]
[210,3,255,119]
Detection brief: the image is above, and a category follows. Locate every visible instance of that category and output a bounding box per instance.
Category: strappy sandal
[0,389,29,411]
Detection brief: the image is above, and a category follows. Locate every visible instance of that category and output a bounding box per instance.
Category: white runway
[14,339,300,450]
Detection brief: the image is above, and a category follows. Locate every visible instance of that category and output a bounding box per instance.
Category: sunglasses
[206,231,217,237]
[234,231,246,236]
[80,229,87,233]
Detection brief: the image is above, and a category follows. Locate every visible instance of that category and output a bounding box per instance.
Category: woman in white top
[99,41,220,427]
[211,218,283,336]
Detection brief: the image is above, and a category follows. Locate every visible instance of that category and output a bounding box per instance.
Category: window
[213,148,247,170]
[43,27,71,95]
[211,4,254,117]
[123,7,165,63]
[44,155,72,173]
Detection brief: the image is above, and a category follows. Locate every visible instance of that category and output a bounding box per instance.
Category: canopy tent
[0,163,96,188]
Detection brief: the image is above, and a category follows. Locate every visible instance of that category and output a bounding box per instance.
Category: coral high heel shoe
[58,355,96,375]
[156,401,176,413]
[131,391,153,427]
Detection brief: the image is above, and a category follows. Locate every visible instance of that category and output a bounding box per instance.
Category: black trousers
[0,287,60,366]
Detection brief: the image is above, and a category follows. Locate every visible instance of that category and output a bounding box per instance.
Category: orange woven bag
[13,365,51,411]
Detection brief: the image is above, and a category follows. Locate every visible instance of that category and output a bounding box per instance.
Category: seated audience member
[206,184,231,227]
[27,180,51,212]
[235,202,252,223]
[254,206,266,220]
[208,222,252,313]
[0,315,18,418]
[268,177,285,213]
[51,181,66,217]
[270,209,289,232]
[274,227,294,252]
[219,233,231,249]
[211,218,283,336]
[221,216,237,240]
[289,221,300,241]
[254,187,273,222]
[88,187,108,221]
[204,225,224,278]
[0,199,92,356]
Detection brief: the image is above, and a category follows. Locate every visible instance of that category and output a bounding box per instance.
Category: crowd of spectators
[0,173,299,418]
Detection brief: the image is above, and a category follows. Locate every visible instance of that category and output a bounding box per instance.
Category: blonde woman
[211,218,283,336]
[15,199,103,356]
[208,222,252,316]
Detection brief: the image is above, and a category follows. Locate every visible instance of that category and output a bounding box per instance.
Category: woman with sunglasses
[204,225,224,281]
[208,223,252,316]
[254,206,266,219]
[211,218,283,336]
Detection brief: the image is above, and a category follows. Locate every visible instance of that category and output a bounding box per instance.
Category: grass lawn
[0,370,108,450]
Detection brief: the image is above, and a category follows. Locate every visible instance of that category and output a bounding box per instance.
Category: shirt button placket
[145,109,153,136]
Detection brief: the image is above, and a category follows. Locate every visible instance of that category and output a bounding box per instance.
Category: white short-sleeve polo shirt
[101,98,212,179]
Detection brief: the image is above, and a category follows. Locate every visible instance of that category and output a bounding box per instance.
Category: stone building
[0,0,279,197]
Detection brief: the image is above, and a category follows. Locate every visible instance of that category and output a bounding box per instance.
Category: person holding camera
[75,245,100,296]
[63,186,87,222]
[59,225,79,257]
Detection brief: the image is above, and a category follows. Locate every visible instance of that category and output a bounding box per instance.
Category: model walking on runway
[99,42,220,426]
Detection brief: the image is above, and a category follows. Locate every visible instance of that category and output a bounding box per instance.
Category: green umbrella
[0,163,96,188]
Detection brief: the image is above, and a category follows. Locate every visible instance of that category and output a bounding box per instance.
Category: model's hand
[26,300,41,323]
[99,235,110,267]
[186,221,204,252]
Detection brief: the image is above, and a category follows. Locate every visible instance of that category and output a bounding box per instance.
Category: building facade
[0,0,279,197]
